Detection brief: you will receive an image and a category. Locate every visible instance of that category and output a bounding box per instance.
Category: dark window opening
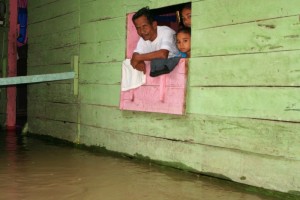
[151,2,191,31]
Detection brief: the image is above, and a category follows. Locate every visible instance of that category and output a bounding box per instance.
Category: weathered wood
[28,0,79,24]
[45,102,78,123]
[27,100,46,118]
[29,28,79,50]
[187,87,300,122]
[80,105,300,160]
[80,1,128,23]
[29,45,79,66]
[28,82,77,103]
[189,50,300,86]
[28,11,79,37]
[193,0,300,30]
[79,124,300,193]
[28,116,78,142]
[28,64,72,74]
[80,84,120,106]
[80,41,125,63]
[26,0,300,194]
[80,18,125,43]
[80,62,121,85]
[192,16,300,57]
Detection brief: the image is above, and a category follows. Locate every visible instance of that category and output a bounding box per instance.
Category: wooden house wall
[27,0,300,194]
[27,0,80,140]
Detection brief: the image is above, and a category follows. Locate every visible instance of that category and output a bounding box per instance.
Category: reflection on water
[0,130,281,200]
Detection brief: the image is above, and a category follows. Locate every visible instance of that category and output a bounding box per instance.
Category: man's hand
[131,53,141,67]
[131,53,146,74]
[134,62,146,74]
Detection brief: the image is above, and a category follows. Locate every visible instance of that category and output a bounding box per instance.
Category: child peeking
[181,3,191,28]
[176,27,191,58]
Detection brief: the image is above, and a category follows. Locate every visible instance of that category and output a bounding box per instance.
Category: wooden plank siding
[27,0,300,194]
[27,0,80,142]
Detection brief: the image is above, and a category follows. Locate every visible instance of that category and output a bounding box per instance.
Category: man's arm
[131,49,169,73]
[133,49,169,62]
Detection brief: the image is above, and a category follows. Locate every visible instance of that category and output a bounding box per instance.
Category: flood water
[0,130,285,200]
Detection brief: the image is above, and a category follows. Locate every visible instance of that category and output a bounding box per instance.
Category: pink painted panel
[126,13,139,59]
[7,0,18,129]
[120,59,187,115]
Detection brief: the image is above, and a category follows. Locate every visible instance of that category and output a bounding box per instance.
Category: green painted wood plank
[28,117,78,142]
[80,1,127,23]
[27,117,46,135]
[28,11,79,37]
[28,64,72,75]
[28,83,77,103]
[149,0,190,9]
[29,45,79,66]
[28,101,78,123]
[27,100,46,118]
[189,51,300,86]
[80,18,125,43]
[80,105,300,160]
[29,0,79,24]
[193,0,300,30]
[29,28,79,49]
[28,0,60,9]
[78,124,300,193]
[79,62,121,85]
[27,84,48,101]
[45,102,78,123]
[80,84,120,106]
[187,87,300,122]
[79,0,152,22]
[80,40,125,63]
[192,16,300,57]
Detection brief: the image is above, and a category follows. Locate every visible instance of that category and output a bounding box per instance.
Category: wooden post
[6,0,18,130]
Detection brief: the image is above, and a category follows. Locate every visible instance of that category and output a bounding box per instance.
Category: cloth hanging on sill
[121,59,146,91]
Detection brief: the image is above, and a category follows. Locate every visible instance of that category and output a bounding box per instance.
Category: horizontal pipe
[0,72,75,86]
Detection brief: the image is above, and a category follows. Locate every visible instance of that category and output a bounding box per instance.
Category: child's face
[181,8,191,27]
[176,32,191,55]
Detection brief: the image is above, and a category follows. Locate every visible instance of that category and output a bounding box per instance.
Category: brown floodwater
[0,130,284,200]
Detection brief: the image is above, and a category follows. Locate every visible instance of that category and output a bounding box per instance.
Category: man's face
[133,15,157,41]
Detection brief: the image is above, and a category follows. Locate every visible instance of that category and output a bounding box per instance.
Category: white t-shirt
[134,26,179,58]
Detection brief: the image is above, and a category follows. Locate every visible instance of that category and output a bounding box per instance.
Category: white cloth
[121,59,146,91]
[134,26,179,58]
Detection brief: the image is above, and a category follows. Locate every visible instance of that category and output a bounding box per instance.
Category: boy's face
[176,32,191,54]
[181,8,191,27]
[133,15,157,42]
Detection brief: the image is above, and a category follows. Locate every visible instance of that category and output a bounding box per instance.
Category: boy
[176,27,191,58]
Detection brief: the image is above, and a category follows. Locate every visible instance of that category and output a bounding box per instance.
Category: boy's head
[181,3,191,27]
[176,27,191,57]
[132,7,157,41]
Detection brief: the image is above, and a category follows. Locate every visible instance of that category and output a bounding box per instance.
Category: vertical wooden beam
[72,55,79,96]
[6,0,18,129]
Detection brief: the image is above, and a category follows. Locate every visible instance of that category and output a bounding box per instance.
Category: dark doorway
[16,44,27,128]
